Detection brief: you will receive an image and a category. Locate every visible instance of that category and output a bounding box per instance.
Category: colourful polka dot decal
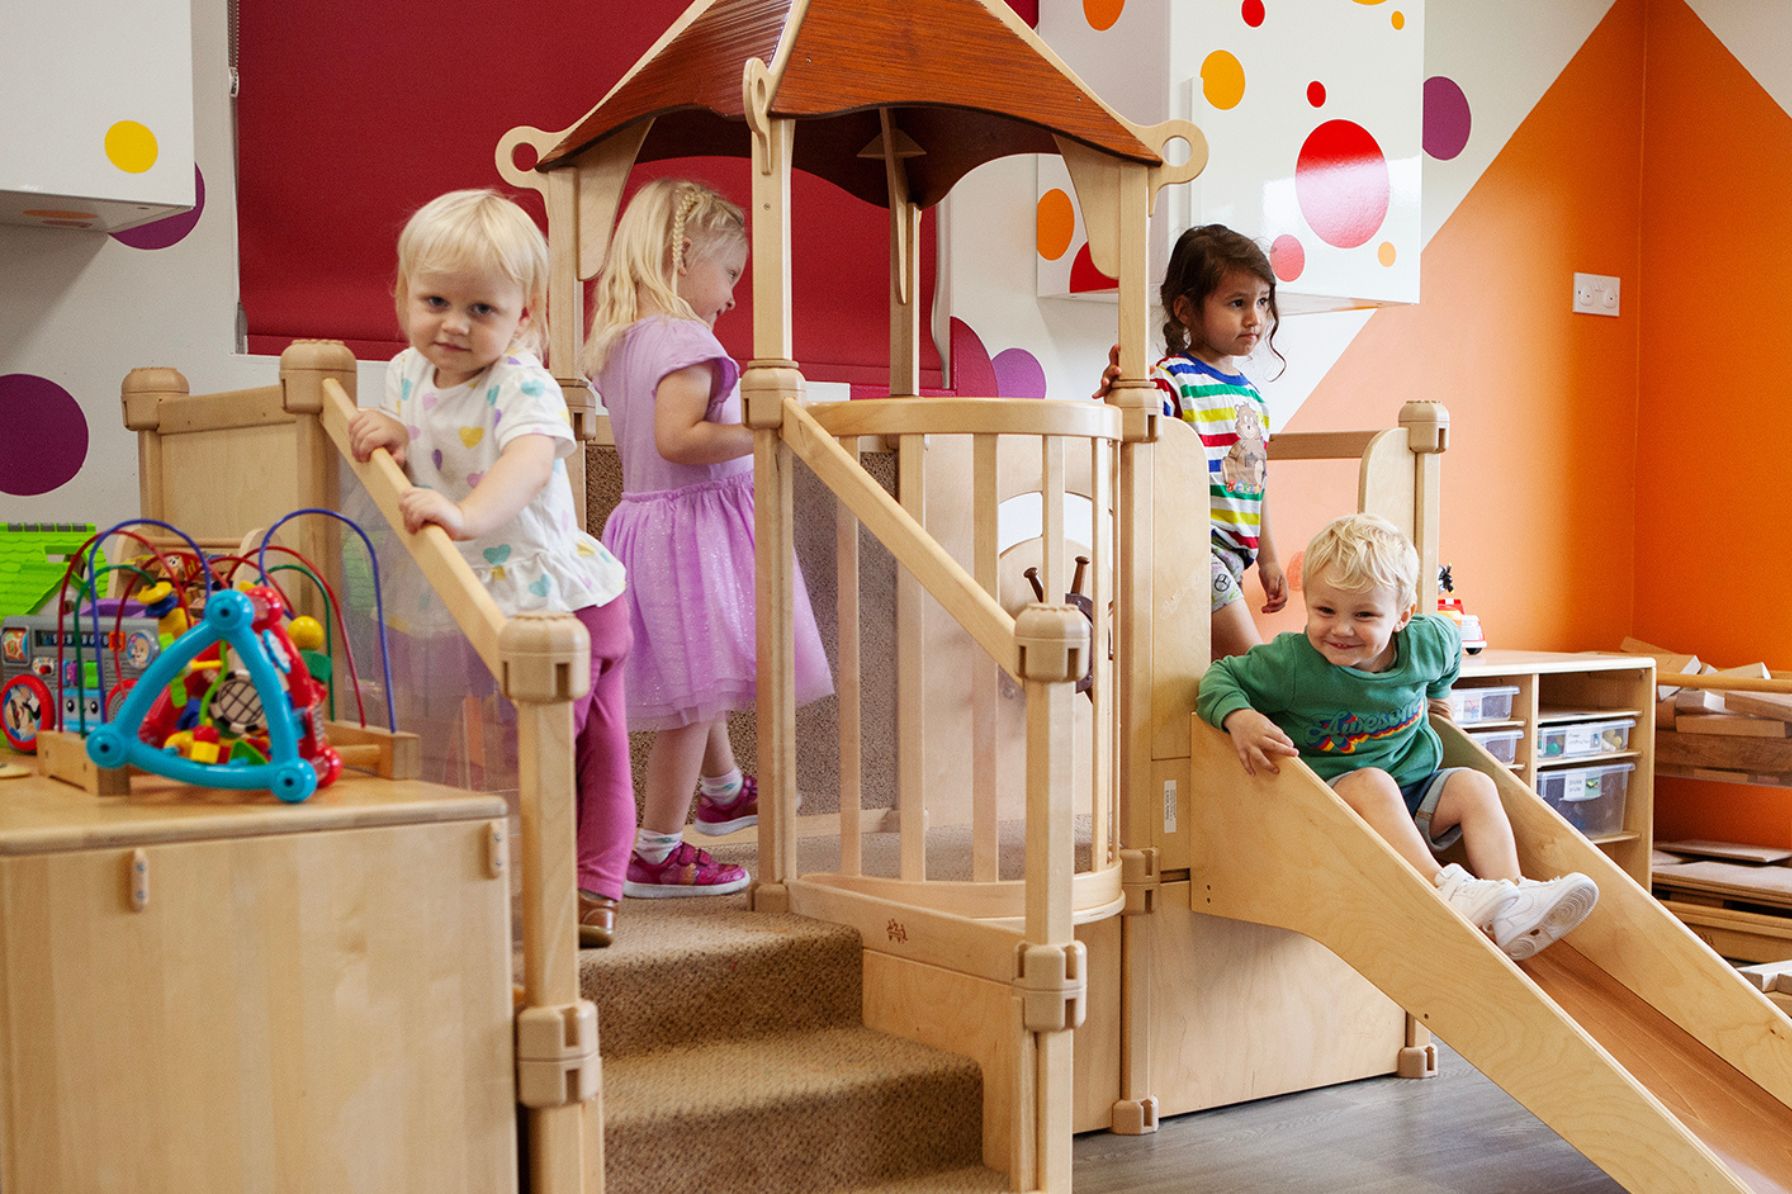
[1201,50,1246,110]
[1423,76,1472,161]
[1307,81,1326,108]
[1270,235,1305,282]
[1294,119,1389,249]
[1391,10,1405,29]
[1241,0,1264,27]
[1083,0,1124,31]
[104,121,158,174]
[1069,243,1118,293]
[951,320,1048,400]
[0,375,88,496]
[113,165,205,250]
[1377,242,1397,267]
[992,348,1048,399]
[1036,188,1074,261]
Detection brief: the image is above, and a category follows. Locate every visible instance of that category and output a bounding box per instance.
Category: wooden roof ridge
[537,0,1156,172]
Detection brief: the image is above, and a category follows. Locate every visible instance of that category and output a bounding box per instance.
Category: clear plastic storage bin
[1468,728,1523,764]
[1446,685,1519,724]
[1537,762,1633,837]
[1536,716,1636,760]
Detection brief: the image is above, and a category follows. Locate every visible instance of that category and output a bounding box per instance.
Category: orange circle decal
[1036,189,1075,261]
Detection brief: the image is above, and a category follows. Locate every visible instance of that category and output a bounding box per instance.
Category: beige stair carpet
[584,895,1005,1193]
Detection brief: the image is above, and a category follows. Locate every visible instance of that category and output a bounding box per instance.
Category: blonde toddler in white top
[346,188,634,948]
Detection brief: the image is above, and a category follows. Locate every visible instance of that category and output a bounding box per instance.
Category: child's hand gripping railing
[294,347,601,1194]
[763,394,1114,1193]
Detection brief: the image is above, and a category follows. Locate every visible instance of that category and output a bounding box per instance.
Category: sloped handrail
[316,377,508,678]
[782,398,1023,677]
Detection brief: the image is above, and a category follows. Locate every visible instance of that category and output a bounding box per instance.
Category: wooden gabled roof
[536,0,1158,208]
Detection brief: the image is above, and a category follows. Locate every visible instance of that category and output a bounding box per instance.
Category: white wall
[0,0,384,527]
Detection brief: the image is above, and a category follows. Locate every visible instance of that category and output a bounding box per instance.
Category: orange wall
[1636,0,1792,845]
[1249,0,1648,653]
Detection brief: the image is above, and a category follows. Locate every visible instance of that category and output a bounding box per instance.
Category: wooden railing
[768,397,1122,923]
[751,393,1120,1187]
[296,348,599,1194]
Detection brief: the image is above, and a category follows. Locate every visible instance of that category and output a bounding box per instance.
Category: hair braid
[669,185,702,273]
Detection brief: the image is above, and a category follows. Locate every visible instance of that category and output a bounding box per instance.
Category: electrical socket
[1573,272,1620,317]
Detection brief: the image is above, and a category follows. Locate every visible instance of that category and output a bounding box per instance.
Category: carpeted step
[580,893,861,1058]
[602,1023,984,1194]
[843,1164,1012,1191]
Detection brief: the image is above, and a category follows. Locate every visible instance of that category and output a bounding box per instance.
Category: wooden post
[972,434,999,882]
[279,342,354,628]
[742,73,803,910]
[879,110,922,398]
[1399,401,1449,613]
[1016,604,1087,1193]
[898,433,927,882]
[121,365,185,526]
[836,436,863,876]
[500,613,601,1194]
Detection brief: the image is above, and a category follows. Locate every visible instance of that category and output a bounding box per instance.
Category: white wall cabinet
[2,0,196,232]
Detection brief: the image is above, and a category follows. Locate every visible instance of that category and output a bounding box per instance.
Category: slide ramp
[1188,718,1792,1192]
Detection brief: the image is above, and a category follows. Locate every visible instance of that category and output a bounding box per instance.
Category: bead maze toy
[26,511,405,800]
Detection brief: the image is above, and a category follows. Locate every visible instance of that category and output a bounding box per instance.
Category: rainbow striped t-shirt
[1151,354,1270,560]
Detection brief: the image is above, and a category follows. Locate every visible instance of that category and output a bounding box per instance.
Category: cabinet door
[0,820,516,1194]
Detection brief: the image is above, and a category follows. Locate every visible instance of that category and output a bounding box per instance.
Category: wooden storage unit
[1458,650,1656,885]
[0,768,517,1194]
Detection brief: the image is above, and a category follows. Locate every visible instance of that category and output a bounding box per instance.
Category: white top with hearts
[380,348,625,620]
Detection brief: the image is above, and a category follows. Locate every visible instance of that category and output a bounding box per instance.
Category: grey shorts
[1329,766,1467,851]
[1211,544,1250,613]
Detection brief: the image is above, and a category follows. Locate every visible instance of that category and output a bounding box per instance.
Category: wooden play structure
[8,2,1792,1192]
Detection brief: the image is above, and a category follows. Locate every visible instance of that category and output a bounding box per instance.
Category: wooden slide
[1188,717,1792,1193]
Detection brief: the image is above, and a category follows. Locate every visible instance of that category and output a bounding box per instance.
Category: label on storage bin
[1163,779,1177,835]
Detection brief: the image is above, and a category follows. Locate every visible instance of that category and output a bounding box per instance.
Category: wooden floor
[1073,1045,1619,1193]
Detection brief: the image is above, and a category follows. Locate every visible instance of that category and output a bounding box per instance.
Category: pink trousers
[573,598,635,900]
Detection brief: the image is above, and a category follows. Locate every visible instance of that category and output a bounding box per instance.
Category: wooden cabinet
[1458,650,1656,886]
[0,771,517,1194]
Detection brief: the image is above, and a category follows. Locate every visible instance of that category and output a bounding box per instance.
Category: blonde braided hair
[582,178,746,374]
[669,184,704,274]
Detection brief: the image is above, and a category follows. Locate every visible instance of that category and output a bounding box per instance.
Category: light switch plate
[1573,272,1621,317]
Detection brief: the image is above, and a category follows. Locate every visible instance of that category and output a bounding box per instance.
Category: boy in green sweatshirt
[1197,513,1597,961]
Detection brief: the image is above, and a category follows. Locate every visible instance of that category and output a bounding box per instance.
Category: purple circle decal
[991,348,1048,399]
[111,165,205,250]
[1423,76,1471,161]
[0,374,89,496]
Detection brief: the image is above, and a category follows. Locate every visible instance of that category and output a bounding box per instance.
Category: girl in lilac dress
[584,178,832,897]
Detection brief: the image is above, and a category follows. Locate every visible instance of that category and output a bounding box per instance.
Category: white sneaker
[1433,863,1519,935]
[1489,874,1599,961]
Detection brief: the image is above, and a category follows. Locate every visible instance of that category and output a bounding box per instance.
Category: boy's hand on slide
[1092,343,1121,399]
[348,410,407,467]
[1222,709,1300,775]
[1259,561,1288,613]
[1428,698,1455,723]
[399,487,469,539]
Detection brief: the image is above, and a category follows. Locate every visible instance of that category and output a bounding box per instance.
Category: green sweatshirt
[1196,614,1461,786]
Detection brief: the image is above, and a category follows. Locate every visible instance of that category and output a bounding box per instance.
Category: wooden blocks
[1675,715,1792,739]
[37,731,130,796]
[324,721,421,780]
[1628,637,1792,784]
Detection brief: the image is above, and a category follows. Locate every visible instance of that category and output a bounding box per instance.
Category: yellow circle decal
[105,121,158,173]
[1377,242,1397,267]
